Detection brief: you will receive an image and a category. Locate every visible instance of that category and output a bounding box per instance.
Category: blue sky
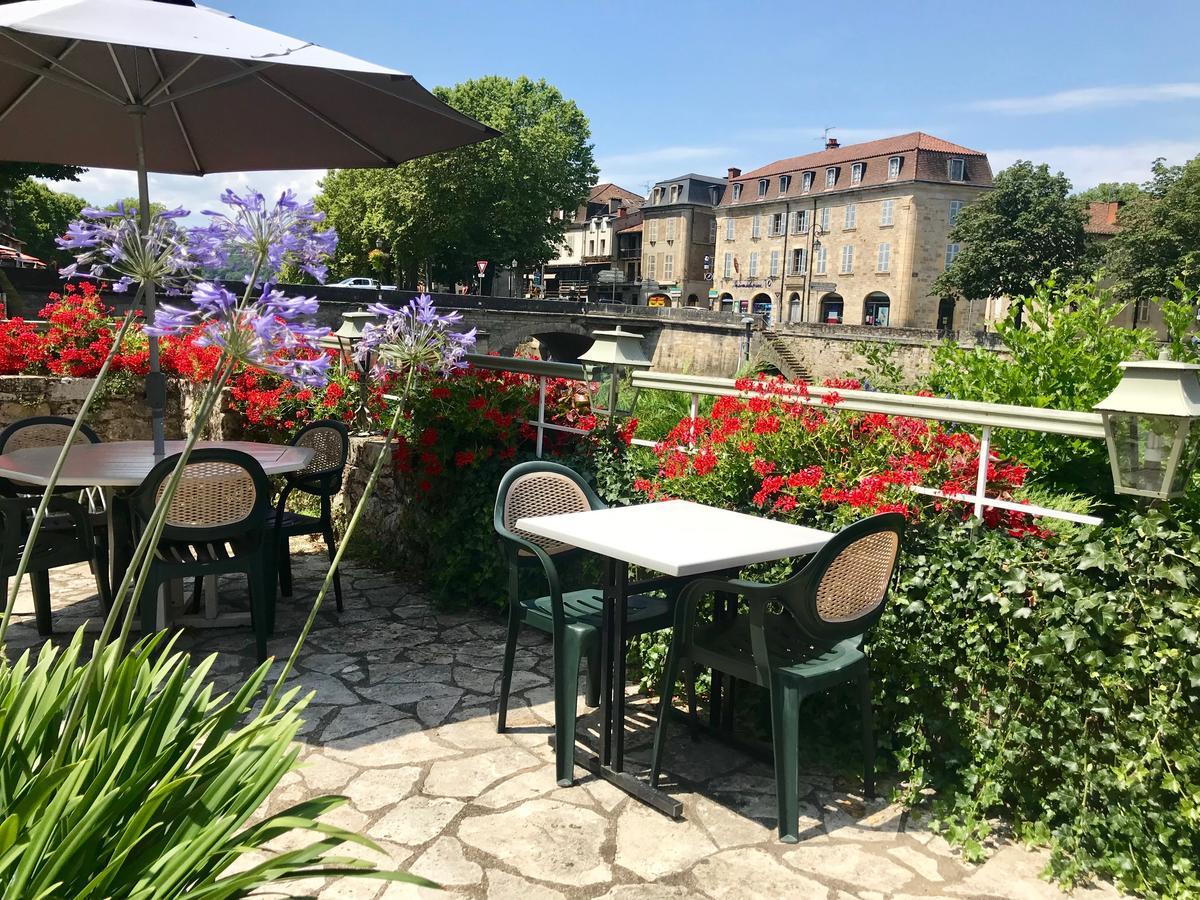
[68,0,1200,211]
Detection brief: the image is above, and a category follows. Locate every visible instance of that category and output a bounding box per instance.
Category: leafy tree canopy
[1106,154,1200,301]
[932,160,1088,303]
[5,178,86,265]
[1073,181,1143,204]
[317,75,597,289]
[0,161,84,198]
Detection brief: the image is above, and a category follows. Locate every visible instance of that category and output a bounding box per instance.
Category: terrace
[4,552,1126,900]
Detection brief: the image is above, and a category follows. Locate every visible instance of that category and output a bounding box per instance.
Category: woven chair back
[287,420,349,496]
[783,512,905,644]
[0,417,101,453]
[132,448,271,545]
[503,471,591,555]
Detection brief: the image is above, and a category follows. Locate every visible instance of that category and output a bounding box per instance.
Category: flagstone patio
[6,549,1127,900]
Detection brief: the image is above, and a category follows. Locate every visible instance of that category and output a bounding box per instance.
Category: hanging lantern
[578,326,653,422]
[1094,360,1200,499]
[327,308,378,432]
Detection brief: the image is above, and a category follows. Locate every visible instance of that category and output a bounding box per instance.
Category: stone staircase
[761,329,813,382]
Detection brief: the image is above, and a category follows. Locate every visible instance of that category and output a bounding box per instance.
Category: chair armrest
[5,495,95,551]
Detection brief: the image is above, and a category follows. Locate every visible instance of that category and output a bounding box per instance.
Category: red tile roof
[1085,201,1122,235]
[588,182,643,205]
[740,132,986,180]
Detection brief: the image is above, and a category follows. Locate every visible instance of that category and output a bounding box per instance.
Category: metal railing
[460,356,1105,526]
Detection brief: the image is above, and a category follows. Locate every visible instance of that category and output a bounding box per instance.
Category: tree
[0,162,84,198]
[1106,155,1200,301]
[933,161,1089,312]
[318,76,597,289]
[1073,182,1143,204]
[6,178,86,265]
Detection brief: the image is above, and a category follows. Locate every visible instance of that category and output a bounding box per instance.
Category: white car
[331,277,396,290]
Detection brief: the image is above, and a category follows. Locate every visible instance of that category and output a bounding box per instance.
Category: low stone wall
[0,375,236,441]
[336,435,400,543]
[762,323,1004,384]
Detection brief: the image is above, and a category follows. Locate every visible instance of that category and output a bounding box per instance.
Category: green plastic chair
[0,495,98,635]
[128,449,276,661]
[493,460,676,786]
[649,512,905,841]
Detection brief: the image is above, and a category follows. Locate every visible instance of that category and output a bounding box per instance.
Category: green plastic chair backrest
[285,419,349,497]
[129,448,272,546]
[779,512,905,645]
[493,460,604,558]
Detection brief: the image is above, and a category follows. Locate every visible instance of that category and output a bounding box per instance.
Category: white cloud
[39,168,327,221]
[989,139,1200,189]
[974,83,1200,115]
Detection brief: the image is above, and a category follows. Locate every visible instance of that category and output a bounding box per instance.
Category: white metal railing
[453,356,1105,526]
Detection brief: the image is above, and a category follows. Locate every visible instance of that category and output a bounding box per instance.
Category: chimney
[616,205,626,218]
[727,167,741,180]
[825,137,840,150]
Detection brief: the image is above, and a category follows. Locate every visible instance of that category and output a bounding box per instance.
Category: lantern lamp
[1094,359,1200,500]
[327,308,378,433]
[578,326,652,426]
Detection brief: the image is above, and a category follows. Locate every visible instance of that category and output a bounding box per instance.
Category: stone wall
[758,323,1003,385]
[336,435,400,544]
[0,375,236,442]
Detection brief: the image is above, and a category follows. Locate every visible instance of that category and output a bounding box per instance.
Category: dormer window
[779,174,791,194]
[825,167,839,188]
[669,184,682,203]
[757,178,769,198]
[851,162,865,185]
[732,183,743,201]
[653,187,663,204]
[709,186,719,205]
[948,158,966,181]
[888,156,901,180]
[802,172,814,193]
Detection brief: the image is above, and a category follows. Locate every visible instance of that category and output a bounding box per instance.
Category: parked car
[330,277,396,290]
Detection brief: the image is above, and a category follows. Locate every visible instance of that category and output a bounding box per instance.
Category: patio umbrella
[0,0,497,455]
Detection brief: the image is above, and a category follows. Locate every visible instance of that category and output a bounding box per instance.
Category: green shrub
[0,632,420,897]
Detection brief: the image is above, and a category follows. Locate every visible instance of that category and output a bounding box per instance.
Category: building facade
[543,183,643,300]
[640,173,725,307]
[713,132,993,329]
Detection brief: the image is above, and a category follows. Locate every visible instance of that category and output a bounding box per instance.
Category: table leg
[598,557,615,767]
[612,561,629,770]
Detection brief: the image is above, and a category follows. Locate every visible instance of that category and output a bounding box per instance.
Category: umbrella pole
[134,112,166,458]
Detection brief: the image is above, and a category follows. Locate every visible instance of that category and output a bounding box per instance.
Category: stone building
[713,132,993,328]
[543,183,643,300]
[640,173,725,307]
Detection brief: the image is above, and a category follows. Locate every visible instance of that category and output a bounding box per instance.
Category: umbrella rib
[141,54,203,106]
[0,31,125,106]
[148,49,202,175]
[143,62,273,109]
[0,38,79,125]
[248,67,395,165]
[106,43,136,104]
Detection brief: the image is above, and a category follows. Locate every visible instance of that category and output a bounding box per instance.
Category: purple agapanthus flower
[357,294,476,378]
[147,281,331,387]
[189,188,336,285]
[56,202,194,294]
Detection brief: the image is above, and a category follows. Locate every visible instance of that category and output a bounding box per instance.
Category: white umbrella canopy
[0,0,497,172]
[0,0,498,454]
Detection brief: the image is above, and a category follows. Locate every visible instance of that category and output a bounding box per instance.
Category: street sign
[476,260,488,276]
[597,268,624,283]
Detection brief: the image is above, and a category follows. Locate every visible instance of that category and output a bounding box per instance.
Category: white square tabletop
[515,499,833,577]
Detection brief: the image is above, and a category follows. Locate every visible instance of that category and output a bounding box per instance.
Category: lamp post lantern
[329,308,379,434]
[578,326,653,435]
[1094,359,1200,500]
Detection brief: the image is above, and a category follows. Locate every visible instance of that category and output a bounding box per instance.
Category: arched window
[751,293,773,323]
[719,292,734,313]
[820,293,844,324]
[788,292,801,323]
[686,293,699,307]
[863,292,890,327]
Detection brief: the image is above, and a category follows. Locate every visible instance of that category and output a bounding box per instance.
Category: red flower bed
[635,374,1048,539]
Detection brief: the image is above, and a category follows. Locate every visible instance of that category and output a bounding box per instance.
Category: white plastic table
[0,440,313,628]
[515,499,832,816]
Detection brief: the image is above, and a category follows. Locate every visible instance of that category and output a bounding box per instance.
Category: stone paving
[5,547,1127,900]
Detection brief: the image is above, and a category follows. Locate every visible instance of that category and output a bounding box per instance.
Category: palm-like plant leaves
[0,630,426,897]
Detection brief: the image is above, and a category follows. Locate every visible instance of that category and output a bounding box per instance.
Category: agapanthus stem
[52,355,237,762]
[0,310,137,648]
[266,366,418,710]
